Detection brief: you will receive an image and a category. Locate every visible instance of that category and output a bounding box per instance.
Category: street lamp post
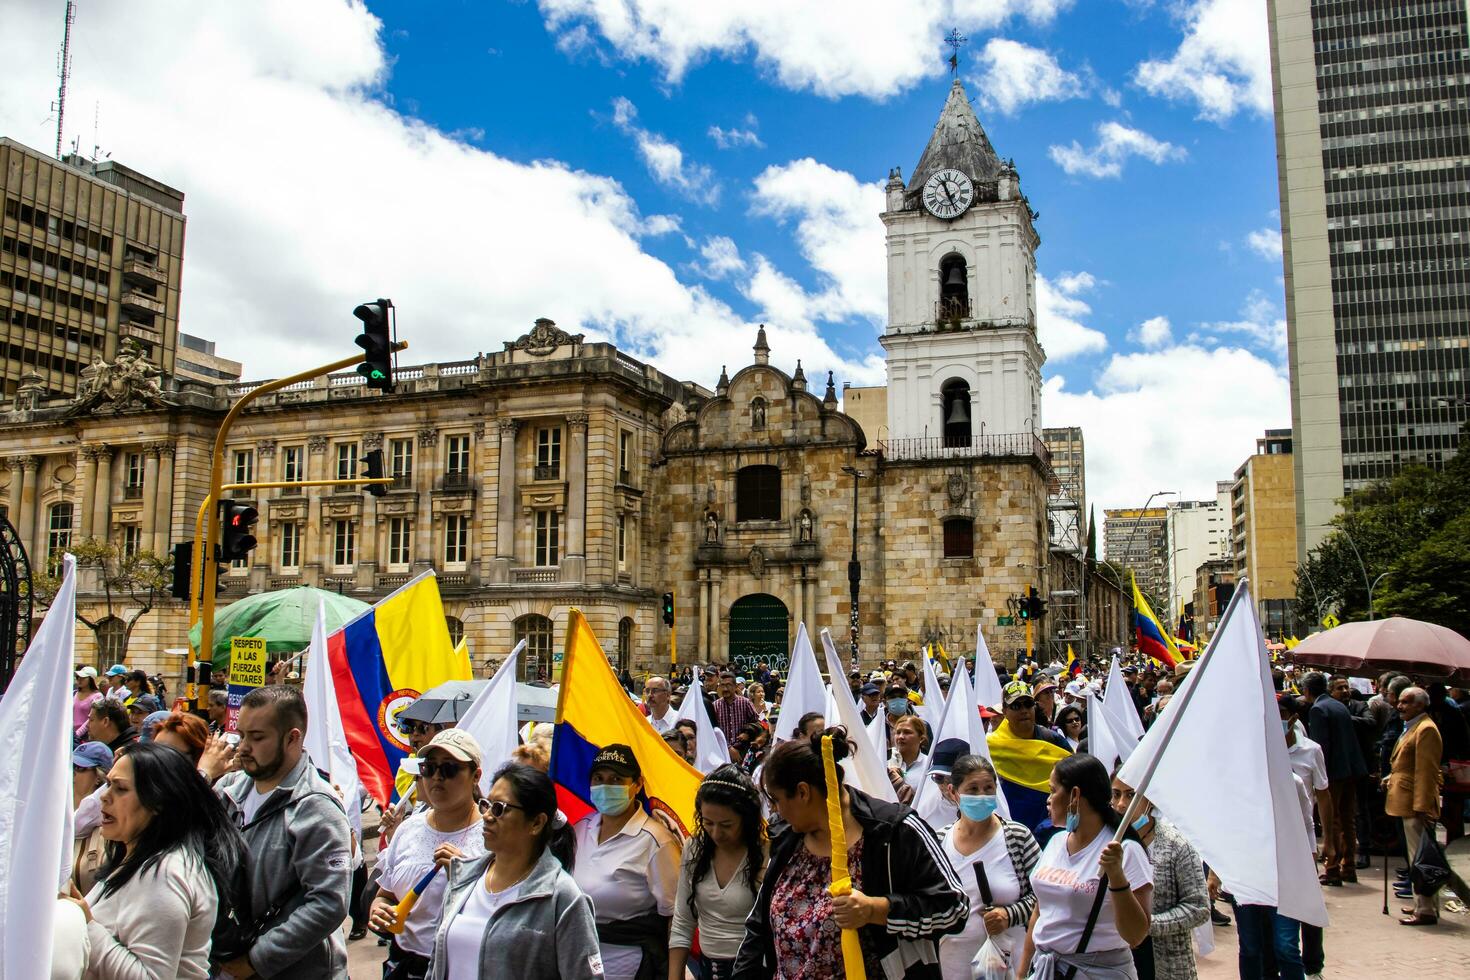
[1338,528,1376,620]
[842,465,866,660]
[1368,571,1389,622]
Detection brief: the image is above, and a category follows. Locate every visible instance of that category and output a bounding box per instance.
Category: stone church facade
[1,79,1056,683]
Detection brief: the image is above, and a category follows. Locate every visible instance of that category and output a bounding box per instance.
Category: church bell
[943,265,966,289]
[945,398,969,426]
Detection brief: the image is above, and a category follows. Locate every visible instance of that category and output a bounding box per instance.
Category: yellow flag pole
[822,734,866,980]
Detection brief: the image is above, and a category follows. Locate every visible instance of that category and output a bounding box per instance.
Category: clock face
[922,168,974,220]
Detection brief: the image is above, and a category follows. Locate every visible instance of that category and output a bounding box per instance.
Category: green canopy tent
[188,586,371,673]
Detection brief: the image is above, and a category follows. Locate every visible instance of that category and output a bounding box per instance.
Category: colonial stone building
[2,79,1070,683]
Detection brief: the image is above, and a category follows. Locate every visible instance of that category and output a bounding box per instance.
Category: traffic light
[354,298,394,393]
[661,592,675,626]
[1017,591,1031,620]
[1023,586,1047,621]
[219,499,259,562]
[362,449,387,497]
[170,541,194,600]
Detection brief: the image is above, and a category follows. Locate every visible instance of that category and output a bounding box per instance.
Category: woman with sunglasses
[428,763,602,979]
[370,729,488,980]
[1054,704,1086,752]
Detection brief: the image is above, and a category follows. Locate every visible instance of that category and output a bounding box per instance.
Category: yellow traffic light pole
[188,342,407,664]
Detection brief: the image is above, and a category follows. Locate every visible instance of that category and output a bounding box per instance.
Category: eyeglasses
[399,721,435,736]
[929,772,950,785]
[477,799,525,819]
[643,686,668,695]
[1007,699,1036,710]
[419,760,470,779]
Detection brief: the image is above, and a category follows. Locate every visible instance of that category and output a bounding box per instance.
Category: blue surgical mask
[1065,809,1080,833]
[1130,810,1152,834]
[958,794,999,822]
[887,697,909,716]
[589,783,634,816]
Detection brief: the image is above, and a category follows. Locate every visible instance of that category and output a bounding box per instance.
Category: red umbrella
[1292,617,1470,683]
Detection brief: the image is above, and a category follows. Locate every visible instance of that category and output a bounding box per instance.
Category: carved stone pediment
[505,318,584,356]
[69,339,176,415]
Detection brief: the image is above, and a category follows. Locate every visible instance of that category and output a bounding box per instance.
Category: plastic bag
[971,936,1012,980]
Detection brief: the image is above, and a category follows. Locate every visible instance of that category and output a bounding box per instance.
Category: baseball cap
[1002,680,1035,706]
[867,671,885,682]
[1032,679,1058,696]
[591,743,641,779]
[1122,665,1138,675]
[72,742,114,771]
[928,737,970,777]
[140,710,173,740]
[1064,679,1088,698]
[860,683,881,696]
[105,665,128,677]
[424,728,484,766]
[75,665,98,680]
[128,695,162,715]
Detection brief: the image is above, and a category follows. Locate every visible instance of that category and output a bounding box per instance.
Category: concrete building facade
[1231,428,1299,636]
[1267,0,1470,560]
[1103,507,1168,611]
[1163,486,1232,631]
[1,139,185,398]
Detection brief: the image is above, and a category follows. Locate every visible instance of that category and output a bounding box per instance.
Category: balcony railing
[120,289,165,316]
[512,566,559,583]
[122,258,166,285]
[617,468,632,486]
[390,474,413,491]
[533,464,559,481]
[934,297,972,322]
[877,432,1052,467]
[123,485,143,499]
[442,471,470,491]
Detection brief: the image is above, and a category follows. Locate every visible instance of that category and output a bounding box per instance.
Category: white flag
[917,646,946,733]
[771,623,826,742]
[1102,655,1145,743]
[1118,585,1328,927]
[819,629,897,802]
[675,666,731,774]
[457,640,524,793]
[302,600,362,829]
[973,626,1004,711]
[913,658,1010,827]
[0,554,76,980]
[866,704,889,764]
[1085,690,1124,771]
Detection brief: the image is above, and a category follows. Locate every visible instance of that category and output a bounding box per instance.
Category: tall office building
[1268,0,1470,561]
[1,138,185,399]
[1104,507,1168,609]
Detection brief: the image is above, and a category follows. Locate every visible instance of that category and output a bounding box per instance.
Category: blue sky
[1,0,1290,512]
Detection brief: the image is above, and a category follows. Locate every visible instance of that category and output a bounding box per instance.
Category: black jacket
[732,787,968,980]
[1308,694,1368,781]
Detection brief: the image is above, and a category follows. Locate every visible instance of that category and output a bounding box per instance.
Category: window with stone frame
[515,614,554,681]
[279,522,301,569]
[335,442,359,481]
[333,519,356,567]
[47,502,73,558]
[387,517,412,567]
[942,517,974,559]
[616,514,627,571]
[445,435,470,476]
[535,510,560,566]
[121,525,142,558]
[444,514,469,566]
[233,449,254,487]
[96,616,126,666]
[445,615,465,647]
[390,438,414,487]
[736,465,781,522]
[536,427,561,479]
[617,617,634,671]
[618,430,634,484]
[124,453,145,497]
[282,446,305,483]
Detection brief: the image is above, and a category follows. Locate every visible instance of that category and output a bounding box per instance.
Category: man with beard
[214,685,351,979]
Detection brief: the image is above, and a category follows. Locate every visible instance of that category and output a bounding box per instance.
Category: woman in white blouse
[669,765,766,980]
[61,742,245,980]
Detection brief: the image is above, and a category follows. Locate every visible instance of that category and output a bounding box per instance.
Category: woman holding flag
[732,727,968,980]
[370,730,487,980]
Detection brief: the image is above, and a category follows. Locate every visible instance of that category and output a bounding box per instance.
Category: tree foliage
[1296,427,1470,636]
[33,537,170,660]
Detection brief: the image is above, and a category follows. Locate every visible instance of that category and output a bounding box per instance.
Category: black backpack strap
[973,860,993,907]
[1059,875,1110,980]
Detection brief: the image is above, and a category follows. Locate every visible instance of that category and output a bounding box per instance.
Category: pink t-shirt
[73,691,102,736]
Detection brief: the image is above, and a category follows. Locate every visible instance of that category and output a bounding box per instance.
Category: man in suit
[1304,671,1368,884]
[1384,686,1443,926]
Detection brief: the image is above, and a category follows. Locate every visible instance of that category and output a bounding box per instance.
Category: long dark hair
[98,742,245,902]
[686,764,765,919]
[1053,753,1124,834]
[1054,704,1084,732]
[492,762,575,870]
[763,726,853,799]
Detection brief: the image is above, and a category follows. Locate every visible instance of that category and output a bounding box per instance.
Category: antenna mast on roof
[53,0,77,159]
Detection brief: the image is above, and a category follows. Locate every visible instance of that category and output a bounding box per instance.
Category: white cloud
[1132,315,1173,348]
[610,97,720,205]
[640,214,683,236]
[1246,227,1282,260]
[539,0,1075,99]
[708,117,764,149]
[1037,273,1108,361]
[1200,291,1286,357]
[972,38,1086,115]
[1133,0,1272,122]
[1049,121,1186,178]
[1045,343,1290,514]
[0,0,879,389]
[695,235,747,279]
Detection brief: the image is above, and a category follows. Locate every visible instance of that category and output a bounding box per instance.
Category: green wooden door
[728,593,790,674]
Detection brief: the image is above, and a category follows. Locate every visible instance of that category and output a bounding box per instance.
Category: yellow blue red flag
[1131,571,1180,670]
[988,719,1071,833]
[552,609,702,833]
[328,570,471,806]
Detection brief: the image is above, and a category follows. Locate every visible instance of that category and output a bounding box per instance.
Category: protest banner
[227,635,268,732]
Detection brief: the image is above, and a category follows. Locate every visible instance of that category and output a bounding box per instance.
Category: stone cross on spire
[944,28,967,75]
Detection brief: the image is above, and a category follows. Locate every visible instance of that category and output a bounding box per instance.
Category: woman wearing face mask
[1110,776,1207,980]
[571,743,682,980]
[733,728,968,980]
[370,729,489,980]
[428,764,602,980]
[669,765,766,980]
[937,754,1040,979]
[1017,754,1153,980]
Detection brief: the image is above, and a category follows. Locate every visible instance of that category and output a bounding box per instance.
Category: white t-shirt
[646,709,676,734]
[1287,734,1329,793]
[444,876,522,980]
[238,784,273,826]
[572,808,681,980]
[940,823,1025,979]
[376,811,487,956]
[1291,773,1316,856]
[1030,830,1153,953]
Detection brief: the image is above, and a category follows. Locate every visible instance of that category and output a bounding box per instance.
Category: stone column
[304,436,327,575]
[561,414,588,582]
[414,428,438,569]
[90,447,112,543]
[140,446,161,550]
[154,443,175,554]
[794,565,805,637]
[492,420,518,583]
[20,455,43,561]
[11,457,34,549]
[709,571,722,664]
[78,448,100,539]
[6,458,24,524]
[360,434,382,574]
[698,572,710,661]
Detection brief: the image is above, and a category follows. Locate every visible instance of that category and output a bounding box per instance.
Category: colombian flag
[551,609,702,833]
[1131,572,1179,670]
[327,570,472,807]
[988,720,1071,834]
[1066,645,1079,675]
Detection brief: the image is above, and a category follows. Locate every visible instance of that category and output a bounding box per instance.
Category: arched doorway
[728,593,790,675]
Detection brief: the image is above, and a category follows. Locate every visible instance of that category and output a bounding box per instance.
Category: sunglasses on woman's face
[419,760,469,779]
[477,799,525,819]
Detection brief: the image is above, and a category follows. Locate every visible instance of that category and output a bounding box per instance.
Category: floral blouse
[769,837,883,980]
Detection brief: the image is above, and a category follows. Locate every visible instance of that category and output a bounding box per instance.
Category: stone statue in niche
[798,509,814,543]
[704,510,720,543]
[751,398,766,430]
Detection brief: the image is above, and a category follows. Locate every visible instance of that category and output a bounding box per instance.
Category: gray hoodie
[428,847,604,980]
[215,754,351,979]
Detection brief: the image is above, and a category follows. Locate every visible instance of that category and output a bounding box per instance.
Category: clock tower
[879,79,1044,447]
